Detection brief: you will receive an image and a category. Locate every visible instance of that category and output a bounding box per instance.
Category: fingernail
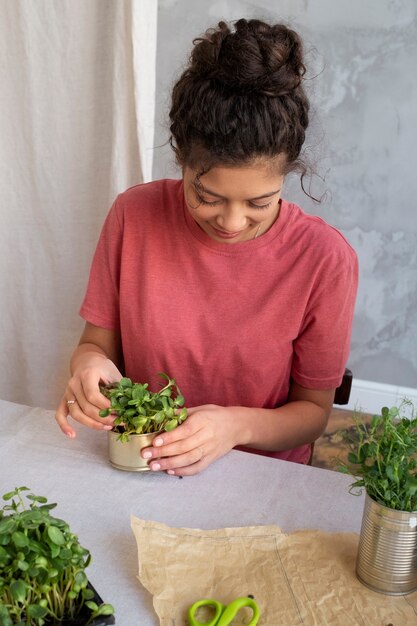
[151,463,161,471]
[103,425,113,430]
[154,437,163,446]
[66,431,75,439]
[167,470,175,475]
[142,451,152,459]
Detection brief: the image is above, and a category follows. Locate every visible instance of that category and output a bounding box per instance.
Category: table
[0,399,364,625]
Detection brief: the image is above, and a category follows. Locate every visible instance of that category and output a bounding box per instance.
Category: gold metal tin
[108,430,161,472]
[356,492,417,595]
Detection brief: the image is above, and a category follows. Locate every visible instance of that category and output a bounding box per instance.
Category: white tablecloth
[0,399,364,625]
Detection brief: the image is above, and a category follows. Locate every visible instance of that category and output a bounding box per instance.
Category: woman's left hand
[141,404,241,476]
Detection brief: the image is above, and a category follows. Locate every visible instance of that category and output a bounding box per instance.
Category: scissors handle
[187,597,260,626]
[187,599,224,626]
[218,597,260,626]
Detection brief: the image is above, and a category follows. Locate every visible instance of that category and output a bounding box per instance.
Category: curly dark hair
[169,18,310,176]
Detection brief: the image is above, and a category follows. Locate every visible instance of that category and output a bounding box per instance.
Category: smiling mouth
[211,226,244,239]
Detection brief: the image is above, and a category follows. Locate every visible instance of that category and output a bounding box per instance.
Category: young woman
[55,19,358,475]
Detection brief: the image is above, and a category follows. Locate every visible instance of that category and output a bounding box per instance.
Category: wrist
[228,406,258,447]
[70,346,111,376]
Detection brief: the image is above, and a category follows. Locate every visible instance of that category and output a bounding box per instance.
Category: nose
[216,204,247,232]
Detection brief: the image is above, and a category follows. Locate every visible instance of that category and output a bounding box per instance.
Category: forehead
[184,157,285,198]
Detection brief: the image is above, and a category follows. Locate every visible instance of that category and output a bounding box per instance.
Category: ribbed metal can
[356,492,417,595]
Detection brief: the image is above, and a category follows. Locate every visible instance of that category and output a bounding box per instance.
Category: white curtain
[0,0,157,408]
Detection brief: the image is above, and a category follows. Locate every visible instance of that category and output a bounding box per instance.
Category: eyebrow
[193,181,281,201]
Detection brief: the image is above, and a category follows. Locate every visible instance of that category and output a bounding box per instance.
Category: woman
[55,19,358,475]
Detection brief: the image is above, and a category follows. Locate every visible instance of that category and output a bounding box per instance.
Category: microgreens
[0,487,114,625]
[99,373,188,442]
[340,400,417,512]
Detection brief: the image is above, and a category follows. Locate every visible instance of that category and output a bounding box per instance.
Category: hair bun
[190,19,306,97]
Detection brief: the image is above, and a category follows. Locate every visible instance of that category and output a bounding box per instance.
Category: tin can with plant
[340,400,417,595]
[99,373,188,472]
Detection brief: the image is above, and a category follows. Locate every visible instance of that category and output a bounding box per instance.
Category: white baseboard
[342,379,417,415]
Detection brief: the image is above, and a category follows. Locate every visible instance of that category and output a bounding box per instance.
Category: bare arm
[55,322,123,437]
[235,382,335,451]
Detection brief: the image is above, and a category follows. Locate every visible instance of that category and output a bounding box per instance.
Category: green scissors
[187,596,260,626]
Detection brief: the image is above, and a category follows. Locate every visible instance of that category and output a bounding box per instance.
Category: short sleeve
[291,245,358,389]
[79,197,123,330]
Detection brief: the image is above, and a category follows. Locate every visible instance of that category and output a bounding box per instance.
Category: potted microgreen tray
[0,486,115,625]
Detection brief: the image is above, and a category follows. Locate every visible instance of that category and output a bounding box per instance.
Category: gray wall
[154,0,417,388]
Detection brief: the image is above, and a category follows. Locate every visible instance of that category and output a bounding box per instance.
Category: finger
[80,369,114,410]
[167,456,210,477]
[67,377,114,427]
[150,417,201,449]
[67,399,114,432]
[55,397,77,438]
[148,445,205,473]
[142,430,204,462]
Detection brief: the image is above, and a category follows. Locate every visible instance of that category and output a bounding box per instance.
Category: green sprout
[99,373,188,442]
[339,400,417,512]
[0,487,114,625]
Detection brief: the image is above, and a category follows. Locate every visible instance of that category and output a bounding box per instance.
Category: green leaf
[94,604,115,616]
[12,531,29,548]
[0,517,16,534]
[0,605,13,626]
[27,566,39,577]
[99,409,110,417]
[47,525,65,546]
[17,559,29,571]
[132,417,147,428]
[0,533,11,546]
[35,567,49,585]
[50,543,60,558]
[26,495,48,504]
[406,477,417,495]
[174,393,184,406]
[59,548,73,560]
[85,601,99,611]
[48,568,59,579]
[82,587,95,600]
[2,490,18,501]
[177,408,187,422]
[164,419,178,431]
[119,377,132,388]
[27,604,48,619]
[347,452,359,464]
[9,579,28,603]
[75,570,88,587]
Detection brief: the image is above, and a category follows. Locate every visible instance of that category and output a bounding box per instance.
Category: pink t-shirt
[80,179,358,464]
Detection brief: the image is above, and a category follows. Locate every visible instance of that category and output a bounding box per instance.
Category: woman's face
[183,159,285,243]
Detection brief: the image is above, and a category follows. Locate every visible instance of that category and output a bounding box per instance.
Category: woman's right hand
[55,355,122,438]
[55,323,123,438]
